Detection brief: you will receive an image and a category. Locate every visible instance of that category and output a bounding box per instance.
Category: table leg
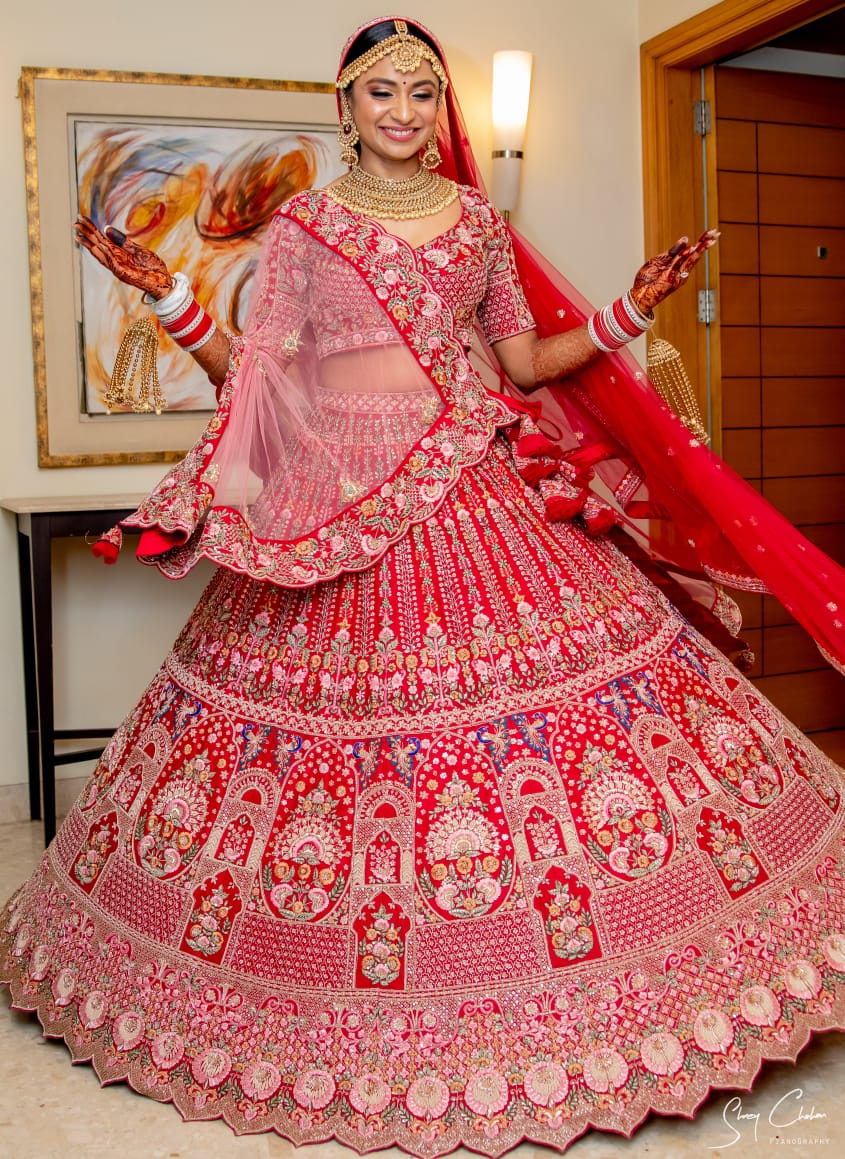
[30,516,57,844]
[17,527,40,821]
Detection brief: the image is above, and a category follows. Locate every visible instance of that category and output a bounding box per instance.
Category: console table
[1,495,144,844]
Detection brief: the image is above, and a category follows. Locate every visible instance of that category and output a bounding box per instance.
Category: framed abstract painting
[20,67,344,466]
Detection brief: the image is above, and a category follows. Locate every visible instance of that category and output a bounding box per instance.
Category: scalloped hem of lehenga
[2,959,843,1159]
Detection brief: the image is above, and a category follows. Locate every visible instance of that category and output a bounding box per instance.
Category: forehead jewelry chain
[337,21,449,91]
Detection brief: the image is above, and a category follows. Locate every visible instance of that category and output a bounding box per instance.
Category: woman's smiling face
[347,57,440,177]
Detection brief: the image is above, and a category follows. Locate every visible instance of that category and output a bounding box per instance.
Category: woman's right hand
[74,216,174,300]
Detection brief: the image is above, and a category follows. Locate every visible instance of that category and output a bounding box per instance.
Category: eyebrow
[363,76,437,89]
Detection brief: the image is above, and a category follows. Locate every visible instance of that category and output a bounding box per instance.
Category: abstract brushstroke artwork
[76,120,344,414]
[21,68,339,465]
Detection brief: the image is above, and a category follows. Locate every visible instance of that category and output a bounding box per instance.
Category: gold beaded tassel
[646,337,709,445]
[103,315,168,415]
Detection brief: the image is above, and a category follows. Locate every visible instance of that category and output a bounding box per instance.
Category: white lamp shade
[492,51,533,151]
[491,156,522,214]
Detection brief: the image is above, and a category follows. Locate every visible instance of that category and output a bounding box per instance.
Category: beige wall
[0,0,712,790]
[639,0,716,42]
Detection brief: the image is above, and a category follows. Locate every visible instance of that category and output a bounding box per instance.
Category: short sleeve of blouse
[246,211,311,344]
[476,208,536,345]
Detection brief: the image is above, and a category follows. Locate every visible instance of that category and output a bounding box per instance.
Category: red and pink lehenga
[3,179,845,1158]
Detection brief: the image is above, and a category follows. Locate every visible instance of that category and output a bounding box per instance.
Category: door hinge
[694,99,712,136]
[698,289,716,324]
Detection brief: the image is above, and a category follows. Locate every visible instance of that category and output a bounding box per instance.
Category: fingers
[678,230,721,276]
[74,216,128,251]
[661,229,721,280]
[74,216,112,259]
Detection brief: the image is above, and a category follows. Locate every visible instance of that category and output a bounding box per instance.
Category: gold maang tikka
[336,20,449,91]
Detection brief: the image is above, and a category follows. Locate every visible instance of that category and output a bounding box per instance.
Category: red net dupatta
[432,61,845,672]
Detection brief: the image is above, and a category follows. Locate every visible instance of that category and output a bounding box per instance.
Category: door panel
[758,174,845,226]
[760,276,845,325]
[758,123,845,177]
[760,225,845,275]
[762,377,845,425]
[761,327,843,375]
[718,170,759,221]
[716,67,845,734]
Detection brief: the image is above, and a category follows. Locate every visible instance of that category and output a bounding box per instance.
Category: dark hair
[341,19,443,72]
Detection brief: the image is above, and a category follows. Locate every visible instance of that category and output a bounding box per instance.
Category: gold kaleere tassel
[103,316,168,415]
[646,337,709,444]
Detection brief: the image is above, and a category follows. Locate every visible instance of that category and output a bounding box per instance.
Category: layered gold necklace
[325,165,458,221]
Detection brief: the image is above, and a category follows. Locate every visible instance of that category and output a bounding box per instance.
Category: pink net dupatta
[102,204,516,588]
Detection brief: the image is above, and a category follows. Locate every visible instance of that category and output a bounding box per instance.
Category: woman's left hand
[630,229,719,315]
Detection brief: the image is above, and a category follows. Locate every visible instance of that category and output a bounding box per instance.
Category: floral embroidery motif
[353,894,409,989]
[214,813,255,866]
[134,718,238,880]
[785,736,841,813]
[260,746,354,921]
[416,741,514,919]
[365,830,401,884]
[180,869,243,963]
[524,805,567,860]
[72,811,119,892]
[695,806,768,894]
[565,738,673,880]
[665,755,709,805]
[533,868,600,963]
[679,690,784,807]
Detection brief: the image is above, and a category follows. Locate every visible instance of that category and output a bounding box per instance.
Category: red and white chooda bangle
[587,291,654,352]
[147,272,217,353]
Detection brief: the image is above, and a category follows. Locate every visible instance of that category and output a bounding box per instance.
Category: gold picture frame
[20,67,342,467]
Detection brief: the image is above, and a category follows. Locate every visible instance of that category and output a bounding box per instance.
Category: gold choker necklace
[325,166,458,221]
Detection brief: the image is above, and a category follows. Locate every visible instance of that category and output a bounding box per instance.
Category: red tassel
[582,497,616,535]
[565,441,615,472]
[92,540,119,565]
[544,494,588,521]
[516,431,562,459]
[539,476,589,522]
[91,525,123,564]
[514,453,562,484]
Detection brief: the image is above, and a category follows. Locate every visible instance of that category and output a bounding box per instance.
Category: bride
[3,15,843,1157]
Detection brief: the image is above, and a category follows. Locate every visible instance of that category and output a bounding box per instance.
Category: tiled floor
[1,818,844,1159]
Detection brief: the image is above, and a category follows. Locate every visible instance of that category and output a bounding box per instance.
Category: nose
[390,91,415,124]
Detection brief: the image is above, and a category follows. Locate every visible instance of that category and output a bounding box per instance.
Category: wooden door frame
[640,0,840,449]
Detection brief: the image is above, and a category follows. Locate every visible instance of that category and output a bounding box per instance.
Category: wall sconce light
[491,50,533,219]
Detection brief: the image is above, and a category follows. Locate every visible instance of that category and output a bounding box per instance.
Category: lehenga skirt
[2,391,845,1157]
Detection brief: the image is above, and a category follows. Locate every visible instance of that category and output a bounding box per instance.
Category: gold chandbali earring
[420,134,441,170]
[337,89,360,168]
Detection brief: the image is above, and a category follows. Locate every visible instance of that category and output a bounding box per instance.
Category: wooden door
[716,67,845,743]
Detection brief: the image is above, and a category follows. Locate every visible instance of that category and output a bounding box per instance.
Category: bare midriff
[318,346,436,394]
